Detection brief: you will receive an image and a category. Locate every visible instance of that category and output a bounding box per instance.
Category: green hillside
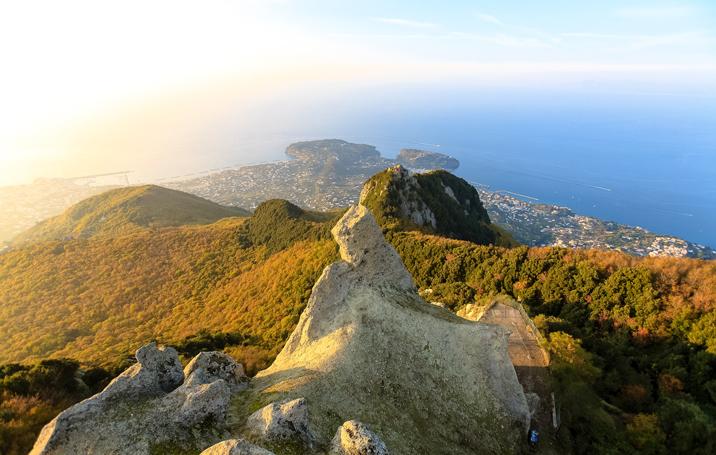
[1,172,715,454]
[360,166,515,246]
[12,185,249,245]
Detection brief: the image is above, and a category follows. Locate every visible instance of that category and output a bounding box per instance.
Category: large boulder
[184,351,248,391]
[330,420,389,455]
[245,398,315,448]
[237,205,529,454]
[31,344,246,454]
[103,342,184,400]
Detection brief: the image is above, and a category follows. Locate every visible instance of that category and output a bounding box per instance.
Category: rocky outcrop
[359,166,513,246]
[330,420,389,455]
[201,439,276,455]
[185,351,248,391]
[104,342,184,400]
[239,204,529,454]
[31,345,247,454]
[460,297,554,444]
[360,165,437,229]
[245,398,315,448]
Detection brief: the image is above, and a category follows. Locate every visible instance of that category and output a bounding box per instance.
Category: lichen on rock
[245,398,316,448]
[30,345,246,454]
[330,420,389,455]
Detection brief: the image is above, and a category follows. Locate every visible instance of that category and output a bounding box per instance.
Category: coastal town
[477,189,715,259]
[2,140,713,259]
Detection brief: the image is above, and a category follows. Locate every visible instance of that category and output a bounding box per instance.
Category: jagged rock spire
[249,204,530,454]
[331,204,415,290]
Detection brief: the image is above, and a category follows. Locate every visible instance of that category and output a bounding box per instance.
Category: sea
[132,79,716,247]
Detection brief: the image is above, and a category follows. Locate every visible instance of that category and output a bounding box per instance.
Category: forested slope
[13,185,249,245]
[391,231,716,453]
[0,206,337,370]
[1,176,715,454]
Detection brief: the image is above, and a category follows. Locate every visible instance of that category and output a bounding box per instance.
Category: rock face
[201,439,276,455]
[330,420,389,455]
[359,166,513,246]
[459,297,554,444]
[31,345,247,454]
[240,205,529,454]
[245,398,315,448]
[360,165,437,229]
[185,351,248,391]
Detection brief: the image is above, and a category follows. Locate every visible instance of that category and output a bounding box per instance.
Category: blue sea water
[154,81,716,247]
[291,84,716,247]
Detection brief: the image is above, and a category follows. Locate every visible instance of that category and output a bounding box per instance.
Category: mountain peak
[330,204,415,289]
[360,166,515,246]
[13,185,248,245]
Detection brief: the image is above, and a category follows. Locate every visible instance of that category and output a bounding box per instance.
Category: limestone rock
[330,204,415,290]
[31,343,245,454]
[175,380,231,426]
[243,204,530,454]
[103,342,183,400]
[525,393,541,420]
[330,420,389,455]
[200,439,275,455]
[245,398,315,448]
[184,351,248,391]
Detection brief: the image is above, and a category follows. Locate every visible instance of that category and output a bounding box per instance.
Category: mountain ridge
[12,185,249,246]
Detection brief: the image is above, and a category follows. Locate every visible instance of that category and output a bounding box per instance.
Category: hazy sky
[1,0,715,185]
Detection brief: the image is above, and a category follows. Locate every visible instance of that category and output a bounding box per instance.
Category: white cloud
[372,17,437,29]
[615,6,695,19]
[628,32,713,50]
[475,13,503,26]
[449,32,551,48]
[561,31,714,51]
[561,32,624,39]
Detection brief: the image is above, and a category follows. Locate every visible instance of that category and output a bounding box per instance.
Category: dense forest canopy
[391,232,716,454]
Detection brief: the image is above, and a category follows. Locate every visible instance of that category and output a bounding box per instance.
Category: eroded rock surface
[184,351,248,391]
[201,438,276,455]
[31,344,245,454]
[242,204,529,454]
[245,398,315,448]
[330,420,389,455]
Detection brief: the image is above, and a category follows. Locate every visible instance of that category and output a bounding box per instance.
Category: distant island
[168,139,715,259]
[168,139,460,211]
[1,139,713,259]
[396,148,459,170]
